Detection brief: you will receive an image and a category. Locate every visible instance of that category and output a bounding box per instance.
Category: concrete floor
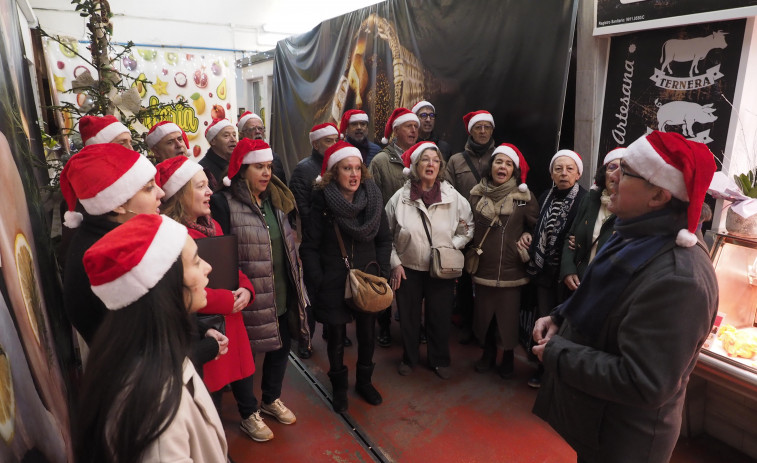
[219,321,755,463]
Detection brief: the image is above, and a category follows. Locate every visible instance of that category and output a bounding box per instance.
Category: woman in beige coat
[386,142,474,380]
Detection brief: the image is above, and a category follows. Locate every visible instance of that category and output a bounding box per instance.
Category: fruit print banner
[0,0,75,461]
[44,40,237,159]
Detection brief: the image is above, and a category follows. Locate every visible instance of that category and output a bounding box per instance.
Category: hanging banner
[598,19,746,166]
[271,0,579,194]
[595,0,757,36]
[44,41,237,159]
[0,1,74,461]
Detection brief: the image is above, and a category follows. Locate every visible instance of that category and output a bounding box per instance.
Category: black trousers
[327,310,377,371]
[211,374,256,419]
[396,268,455,368]
[255,313,292,405]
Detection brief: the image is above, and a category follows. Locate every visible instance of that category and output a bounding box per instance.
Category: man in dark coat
[411,100,452,161]
[289,122,340,357]
[238,111,287,183]
[340,109,381,166]
[199,118,237,192]
[531,131,718,463]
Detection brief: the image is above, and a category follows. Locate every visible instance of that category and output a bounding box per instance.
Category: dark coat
[199,147,227,193]
[299,186,392,325]
[345,135,381,166]
[288,149,324,227]
[533,212,718,463]
[446,137,496,202]
[419,132,452,161]
[559,188,616,281]
[62,215,120,344]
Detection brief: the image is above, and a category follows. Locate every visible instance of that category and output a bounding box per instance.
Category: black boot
[474,330,496,373]
[328,366,349,412]
[355,363,382,405]
[498,349,514,379]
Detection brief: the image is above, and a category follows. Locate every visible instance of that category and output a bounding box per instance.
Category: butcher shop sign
[598,19,746,166]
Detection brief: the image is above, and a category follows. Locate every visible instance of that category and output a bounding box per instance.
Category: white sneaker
[260,398,296,424]
[240,411,274,442]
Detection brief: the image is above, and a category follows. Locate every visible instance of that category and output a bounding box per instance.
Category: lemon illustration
[0,344,15,443]
[190,92,206,115]
[15,233,44,346]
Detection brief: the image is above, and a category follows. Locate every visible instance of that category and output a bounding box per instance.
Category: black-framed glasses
[418,112,436,120]
[620,163,644,180]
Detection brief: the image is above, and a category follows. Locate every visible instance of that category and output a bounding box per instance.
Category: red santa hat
[463,110,495,135]
[83,214,188,310]
[381,108,420,144]
[411,100,435,114]
[79,115,130,146]
[205,118,234,143]
[492,143,530,192]
[237,111,263,132]
[309,122,339,143]
[549,149,584,175]
[623,130,716,247]
[401,141,438,176]
[339,109,369,138]
[223,138,273,186]
[155,155,203,200]
[59,144,157,228]
[316,141,363,183]
[146,121,189,149]
[603,147,626,166]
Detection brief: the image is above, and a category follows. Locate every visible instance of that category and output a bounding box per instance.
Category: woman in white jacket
[386,142,474,379]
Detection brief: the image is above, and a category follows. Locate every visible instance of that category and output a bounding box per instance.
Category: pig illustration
[660,31,728,77]
[656,100,717,138]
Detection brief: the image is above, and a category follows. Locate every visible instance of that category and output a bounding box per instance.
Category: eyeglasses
[249,126,266,133]
[472,124,493,132]
[605,161,620,172]
[418,113,436,120]
[619,163,645,180]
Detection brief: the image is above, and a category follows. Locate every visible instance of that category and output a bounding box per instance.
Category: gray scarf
[323,179,383,242]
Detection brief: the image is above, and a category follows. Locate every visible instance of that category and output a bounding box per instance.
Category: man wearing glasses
[237,111,287,183]
[411,100,451,161]
[531,131,718,463]
[446,110,498,345]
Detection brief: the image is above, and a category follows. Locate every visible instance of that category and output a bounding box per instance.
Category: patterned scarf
[186,215,217,237]
[323,179,383,241]
[528,183,580,274]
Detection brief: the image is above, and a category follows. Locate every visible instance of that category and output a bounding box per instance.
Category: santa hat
[623,130,716,247]
[223,138,273,186]
[309,122,339,143]
[146,121,189,149]
[79,115,130,146]
[463,110,495,134]
[492,143,530,192]
[549,149,584,175]
[83,214,188,310]
[381,108,420,144]
[316,141,363,183]
[603,147,626,166]
[155,156,203,200]
[401,141,438,176]
[59,144,157,228]
[411,100,435,114]
[237,111,263,132]
[205,118,233,143]
[339,110,369,138]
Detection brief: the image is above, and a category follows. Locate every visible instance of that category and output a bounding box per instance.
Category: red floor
[220,321,755,463]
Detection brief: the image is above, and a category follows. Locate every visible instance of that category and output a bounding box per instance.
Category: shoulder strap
[418,209,433,246]
[474,214,500,250]
[462,152,482,183]
[333,221,351,269]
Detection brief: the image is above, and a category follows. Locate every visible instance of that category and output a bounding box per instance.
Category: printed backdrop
[1,1,74,461]
[44,40,237,159]
[271,0,579,195]
[598,19,746,168]
[595,0,757,35]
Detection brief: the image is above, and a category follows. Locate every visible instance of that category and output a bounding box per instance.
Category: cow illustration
[656,99,717,138]
[660,31,728,77]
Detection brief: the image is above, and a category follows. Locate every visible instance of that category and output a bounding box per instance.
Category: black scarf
[556,209,678,341]
[467,136,494,157]
[528,183,581,274]
[346,135,372,162]
[323,179,383,241]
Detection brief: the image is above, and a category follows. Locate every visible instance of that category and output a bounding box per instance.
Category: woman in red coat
[157,156,259,430]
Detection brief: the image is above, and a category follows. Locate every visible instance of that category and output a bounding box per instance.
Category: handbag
[196,314,226,335]
[464,214,501,275]
[334,222,394,313]
[419,209,464,279]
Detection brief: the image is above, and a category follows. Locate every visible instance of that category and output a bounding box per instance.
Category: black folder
[194,234,239,290]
